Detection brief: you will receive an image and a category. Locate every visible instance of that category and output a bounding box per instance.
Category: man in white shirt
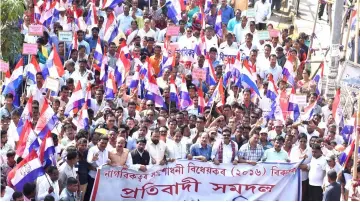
[77,30,90,54]
[260,54,282,82]
[254,0,271,30]
[212,127,238,165]
[138,19,156,40]
[239,33,258,56]
[58,149,78,191]
[145,128,172,165]
[167,128,188,160]
[322,98,334,122]
[323,155,341,188]
[70,59,94,91]
[117,5,133,33]
[36,166,60,201]
[233,16,249,43]
[85,135,110,200]
[299,144,327,201]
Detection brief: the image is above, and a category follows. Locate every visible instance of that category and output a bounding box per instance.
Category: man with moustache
[108,137,131,167]
[211,127,239,165]
[130,138,154,172]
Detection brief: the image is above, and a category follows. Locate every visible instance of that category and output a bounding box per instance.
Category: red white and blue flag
[8,151,45,191]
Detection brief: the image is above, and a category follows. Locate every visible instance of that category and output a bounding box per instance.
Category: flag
[204,56,217,86]
[158,51,175,77]
[102,0,124,9]
[73,6,87,31]
[266,74,278,101]
[207,77,225,108]
[129,62,141,89]
[86,3,98,27]
[350,9,357,30]
[339,140,356,166]
[301,101,317,121]
[99,55,109,81]
[115,41,131,83]
[179,75,192,109]
[2,58,23,100]
[38,132,56,166]
[93,38,103,70]
[25,55,41,84]
[145,63,166,109]
[214,10,222,38]
[8,151,45,191]
[43,45,65,80]
[198,85,206,114]
[165,1,181,24]
[64,81,84,116]
[332,88,343,125]
[17,96,33,139]
[105,70,117,99]
[240,60,261,96]
[72,101,90,131]
[282,59,296,86]
[34,98,59,139]
[103,12,118,42]
[16,120,40,158]
[312,62,324,96]
[169,76,179,108]
[223,62,232,87]
[341,115,356,144]
[288,87,300,121]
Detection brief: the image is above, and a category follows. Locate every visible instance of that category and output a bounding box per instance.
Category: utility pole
[325,0,344,98]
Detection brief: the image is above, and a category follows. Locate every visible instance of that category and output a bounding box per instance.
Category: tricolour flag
[34,98,59,139]
[8,150,45,191]
[64,81,84,116]
[179,75,191,110]
[25,55,41,84]
[43,45,65,80]
[38,131,56,166]
[16,120,40,158]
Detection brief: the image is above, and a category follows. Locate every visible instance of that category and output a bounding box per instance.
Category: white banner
[90,160,301,201]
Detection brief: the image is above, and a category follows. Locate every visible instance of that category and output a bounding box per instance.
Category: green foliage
[0,0,25,64]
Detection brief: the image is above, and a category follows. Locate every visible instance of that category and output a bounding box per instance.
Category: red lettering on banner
[104,168,149,182]
[209,183,275,195]
[187,162,226,176]
[271,166,297,176]
[231,167,266,177]
[120,177,201,199]
[162,164,185,176]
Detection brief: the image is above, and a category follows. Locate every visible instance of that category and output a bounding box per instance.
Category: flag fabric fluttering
[64,81,85,116]
[105,70,118,99]
[8,150,45,191]
[25,55,41,84]
[16,120,40,158]
[207,77,225,108]
[2,58,24,98]
[179,75,192,110]
[332,88,343,126]
[312,62,324,96]
[38,131,56,166]
[288,87,300,122]
[282,59,296,86]
[34,98,59,139]
[145,62,166,109]
[198,85,206,114]
[43,45,65,80]
[169,76,179,109]
[103,11,119,43]
[165,1,181,24]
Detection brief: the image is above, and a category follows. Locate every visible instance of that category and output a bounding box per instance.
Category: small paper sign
[58,31,73,42]
[192,68,206,80]
[331,44,340,57]
[29,24,44,36]
[257,31,270,40]
[44,77,60,92]
[167,26,180,36]
[293,94,307,106]
[22,43,38,55]
[0,60,9,72]
[246,8,256,18]
[269,29,280,38]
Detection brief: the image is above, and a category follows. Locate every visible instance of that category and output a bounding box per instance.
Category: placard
[246,8,256,18]
[167,26,180,36]
[192,68,206,80]
[29,24,44,36]
[22,43,38,55]
[257,31,270,40]
[44,76,60,92]
[0,59,9,72]
[58,31,73,42]
[293,94,307,106]
[269,29,280,38]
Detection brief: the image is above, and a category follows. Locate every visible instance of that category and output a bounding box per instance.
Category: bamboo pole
[355,0,360,63]
[344,9,355,58]
[353,95,360,180]
[306,0,321,63]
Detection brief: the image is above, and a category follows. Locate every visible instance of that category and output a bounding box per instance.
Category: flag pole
[355,0,360,64]
[344,8,355,58]
[353,95,360,180]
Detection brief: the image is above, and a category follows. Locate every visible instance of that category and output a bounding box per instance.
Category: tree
[0,0,25,65]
